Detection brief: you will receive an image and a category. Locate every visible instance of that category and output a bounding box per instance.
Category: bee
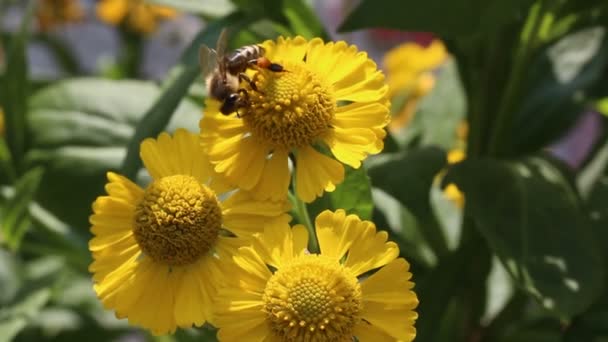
[199,29,285,116]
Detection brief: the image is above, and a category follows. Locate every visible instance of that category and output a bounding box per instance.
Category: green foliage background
[1,0,608,341]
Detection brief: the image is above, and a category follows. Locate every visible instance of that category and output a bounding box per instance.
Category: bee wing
[199,44,218,78]
[215,28,230,76]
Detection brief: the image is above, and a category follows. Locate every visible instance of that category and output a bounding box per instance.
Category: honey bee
[200,29,285,116]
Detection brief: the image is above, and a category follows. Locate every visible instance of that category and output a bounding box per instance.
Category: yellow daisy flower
[37,0,84,31]
[439,149,466,208]
[214,209,419,341]
[96,0,177,34]
[89,129,290,335]
[383,40,448,132]
[200,37,390,203]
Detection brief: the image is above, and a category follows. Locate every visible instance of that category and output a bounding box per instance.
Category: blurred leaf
[282,0,326,39]
[26,78,200,229]
[0,288,52,341]
[229,0,285,24]
[369,147,446,220]
[1,167,43,250]
[445,157,604,318]
[512,26,608,155]
[416,59,467,149]
[121,13,252,179]
[596,97,608,116]
[577,136,608,198]
[148,0,235,17]
[0,0,35,170]
[0,249,20,305]
[339,0,533,38]
[308,166,373,221]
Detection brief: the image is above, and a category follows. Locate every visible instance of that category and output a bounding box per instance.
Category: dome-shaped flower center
[262,254,362,341]
[133,175,222,266]
[242,63,335,150]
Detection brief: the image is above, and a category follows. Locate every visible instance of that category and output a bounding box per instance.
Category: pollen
[133,175,222,266]
[262,254,362,341]
[242,62,335,150]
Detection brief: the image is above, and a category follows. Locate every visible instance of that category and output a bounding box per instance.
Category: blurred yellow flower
[384,40,448,131]
[37,0,84,31]
[200,37,390,203]
[442,149,466,208]
[214,209,418,341]
[89,129,290,335]
[96,0,177,34]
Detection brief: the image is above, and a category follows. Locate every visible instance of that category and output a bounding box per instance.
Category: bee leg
[239,73,263,93]
[235,88,250,118]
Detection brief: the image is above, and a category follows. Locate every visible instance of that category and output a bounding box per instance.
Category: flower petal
[344,221,399,276]
[140,129,211,183]
[361,259,418,306]
[323,126,379,168]
[353,322,397,341]
[222,190,291,237]
[250,149,291,201]
[333,71,388,103]
[96,0,128,25]
[315,209,359,260]
[262,36,308,65]
[251,219,297,268]
[292,224,309,255]
[295,146,344,202]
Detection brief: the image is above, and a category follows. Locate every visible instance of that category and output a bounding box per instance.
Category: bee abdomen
[227,45,264,71]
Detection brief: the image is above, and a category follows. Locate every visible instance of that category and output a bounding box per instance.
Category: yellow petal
[104,172,144,202]
[315,209,358,260]
[222,190,291,237]
[360,301,418,341]
[292,224,309,255]
[344,221,399,276]
[250,149,291,201]
[140,129,211,183]
[295,146,344,202]
[262,36,308,65]
[232,247,272,291]
[210,135,269,191]
[251,219,296,269]
[323,126,379,168]
[173,258,215,328]
[353,322,397,341]
[333,71,388,103]
[334,101,390,129]
[361,259,418,306]
[216,314,268,342]
[96,0,127,25]
[128,261,177,335]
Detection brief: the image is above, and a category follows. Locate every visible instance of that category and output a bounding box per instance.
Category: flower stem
[289,191,319,253]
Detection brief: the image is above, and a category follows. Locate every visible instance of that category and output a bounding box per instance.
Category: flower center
[242,62,335,150]
[133,175,222,266]
[262,254,362,341]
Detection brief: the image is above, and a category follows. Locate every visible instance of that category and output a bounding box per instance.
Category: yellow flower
[89,129,290,335]
[96,0,177,34]
[200,37,390,203]
[214,209,419,341]
[384,40,447,132]
[37,0,84,31]
[442,149,466,208]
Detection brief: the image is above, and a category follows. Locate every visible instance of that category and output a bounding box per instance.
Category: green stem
[289,191,318,253]
[488,0,550,156]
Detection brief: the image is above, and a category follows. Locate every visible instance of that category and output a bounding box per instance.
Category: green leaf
[338,0,533,38]
[120,13,253,179]
[512,26,608,155]
[26,78,201,229]
[148,0,235,17]
[282,0,326,39]
[308,166,373,221]
[0,0,35,170]
[415,59,466,149]
[1,167,43,250]
[444,157,604,318]
[368,147,447,220]
[229,0,286,24]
